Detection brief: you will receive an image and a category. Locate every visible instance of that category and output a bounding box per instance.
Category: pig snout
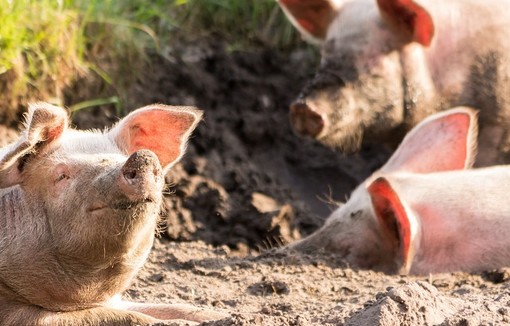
[119,150,163,202]
[289,101,325,138]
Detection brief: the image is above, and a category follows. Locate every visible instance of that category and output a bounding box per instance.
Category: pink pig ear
[278,0,342,43]
[367,177,414,274]
[109,105,202,171]
[377,0,435,46]
[381,107,478,174]
[0,102,68,188]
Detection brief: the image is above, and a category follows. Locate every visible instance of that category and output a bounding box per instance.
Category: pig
[278,0,510,165]
[0,103,226,325]
[286,107,510,275]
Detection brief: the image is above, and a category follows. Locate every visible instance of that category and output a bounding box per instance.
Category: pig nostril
[290,102,324,138]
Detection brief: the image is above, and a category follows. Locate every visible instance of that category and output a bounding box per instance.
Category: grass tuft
[0,0,301,123]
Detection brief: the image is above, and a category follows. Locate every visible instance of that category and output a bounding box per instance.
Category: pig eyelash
[55,174,70,182]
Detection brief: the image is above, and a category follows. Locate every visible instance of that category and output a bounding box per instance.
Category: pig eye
[350,210,362,219]
[54,164,71,183]
[56,174,70,182]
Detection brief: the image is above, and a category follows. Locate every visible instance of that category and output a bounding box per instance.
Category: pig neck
[0,187,153,310]
[401,0,510,125]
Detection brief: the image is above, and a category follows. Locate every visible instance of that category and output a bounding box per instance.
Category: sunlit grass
[0,0,85,115]
[0,0,300,119]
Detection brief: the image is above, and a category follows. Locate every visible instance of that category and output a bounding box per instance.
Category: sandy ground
[6,36,510,325]
[131,240,510,325]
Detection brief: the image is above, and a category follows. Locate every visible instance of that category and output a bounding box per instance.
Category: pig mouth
[88,197,156,213]
[318,130,363,154]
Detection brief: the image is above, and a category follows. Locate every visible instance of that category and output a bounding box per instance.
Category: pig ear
[278,0,342,43]
[0,102,68,188]
[367,177,414,274]
[377,0,434,46]
[380,107,478,174]
[109,105,202,171]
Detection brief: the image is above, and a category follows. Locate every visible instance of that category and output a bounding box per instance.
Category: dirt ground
[9,36,510,325]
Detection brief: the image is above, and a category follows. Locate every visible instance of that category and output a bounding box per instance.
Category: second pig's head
[279,0,436,152]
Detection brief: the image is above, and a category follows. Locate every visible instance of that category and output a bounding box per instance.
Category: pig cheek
[338,53,404,140]
[359,54,404,126]
[349,234,398,273]
[325,87,365,149]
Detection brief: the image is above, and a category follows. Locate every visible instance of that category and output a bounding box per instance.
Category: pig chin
[110,196,158,211]
[87,195,162,224]
[317,128,364,153]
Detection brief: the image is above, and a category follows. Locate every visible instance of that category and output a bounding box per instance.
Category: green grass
[0,0,300,120]
[172,0,299,49]
[0,1,85,105]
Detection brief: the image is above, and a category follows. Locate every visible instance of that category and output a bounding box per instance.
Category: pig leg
[0,301,159,326]
[119,301,228,322]
[0,300,226,325]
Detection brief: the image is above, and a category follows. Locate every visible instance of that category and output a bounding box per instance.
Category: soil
[6,36,510,325]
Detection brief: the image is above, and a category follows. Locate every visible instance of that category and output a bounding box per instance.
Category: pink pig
[0,103,225,325]
[287,107,510,275]
[278,0,510,165]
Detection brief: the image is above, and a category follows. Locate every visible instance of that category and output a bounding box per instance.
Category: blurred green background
[0,0,302,122]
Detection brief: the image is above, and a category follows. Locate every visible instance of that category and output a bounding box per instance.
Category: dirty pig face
[0,102,202,267]
[19,134,164,255]
[290,6,405,152]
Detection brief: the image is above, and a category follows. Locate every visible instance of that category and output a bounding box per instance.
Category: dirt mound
[344,281,510,325]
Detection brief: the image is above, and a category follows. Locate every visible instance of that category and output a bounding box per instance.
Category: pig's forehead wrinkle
[348,184,368,206]
[59,130,122,155]
[48,152,126,167]
[328,185,368,223]
[328,0,378,41]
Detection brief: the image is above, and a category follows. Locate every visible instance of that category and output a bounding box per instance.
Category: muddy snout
[119,149,163,202]
[289,101,325,138]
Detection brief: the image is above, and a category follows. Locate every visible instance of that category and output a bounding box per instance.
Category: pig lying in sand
[287,107,510,275]
[0,103,225,325]
[278,0,510,165]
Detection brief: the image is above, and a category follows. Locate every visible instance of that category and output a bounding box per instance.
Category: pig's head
[0,102,201,308]
[287,107,478,274]
[279,0,436,151]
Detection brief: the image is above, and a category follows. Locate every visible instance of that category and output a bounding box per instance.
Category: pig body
[287,107,510,275]
[279,0,510,165]
[0,103,225,325]
[377,169,510,274]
